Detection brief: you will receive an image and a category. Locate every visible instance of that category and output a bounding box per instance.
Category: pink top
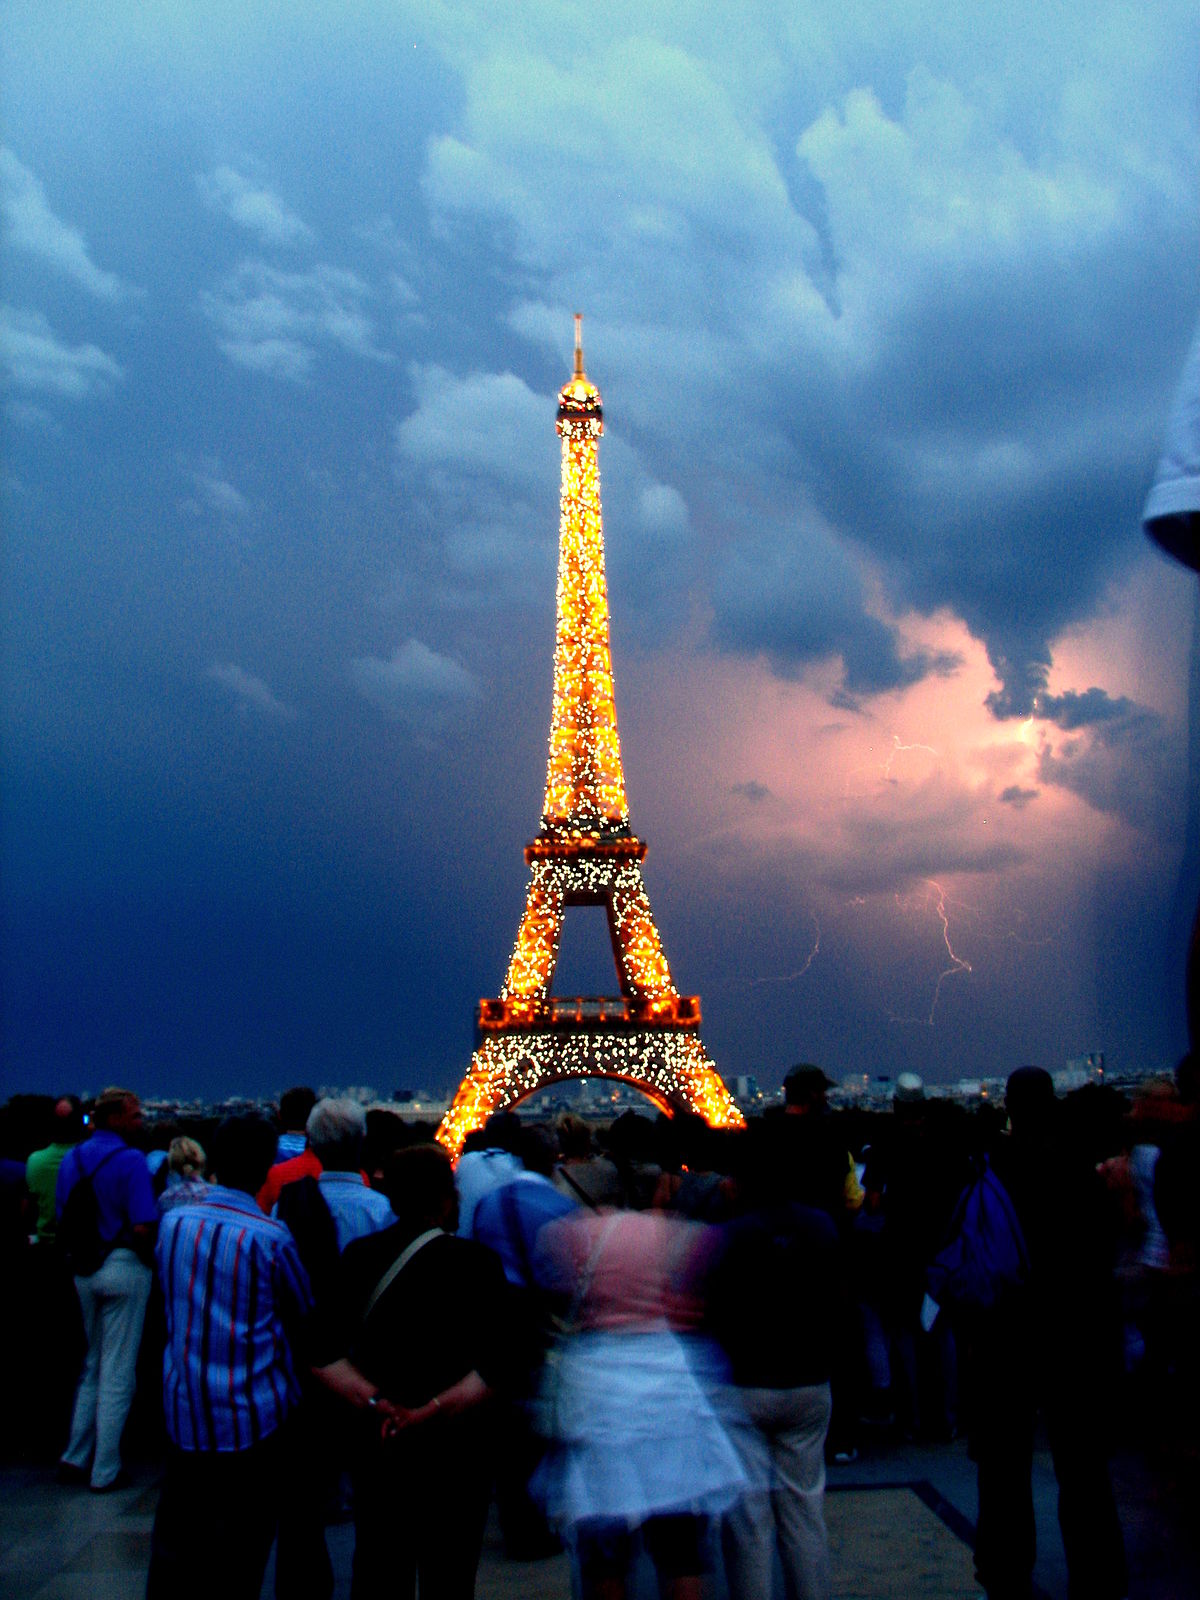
[538,1208,708,1332]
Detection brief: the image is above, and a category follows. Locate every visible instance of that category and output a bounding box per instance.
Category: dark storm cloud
[1034,687,1142,731]
[778,195,1191,719]
[711,525,961,703]
[998,785,1039,809]
[481,34,1196,723]
[1035,701,1176,834]
[731,780,771,803]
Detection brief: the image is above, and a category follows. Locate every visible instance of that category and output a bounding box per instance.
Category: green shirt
[25,1143,74,1241]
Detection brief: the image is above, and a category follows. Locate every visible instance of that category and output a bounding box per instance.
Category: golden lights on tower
[438,317,743,1159]
[543,317,628,832]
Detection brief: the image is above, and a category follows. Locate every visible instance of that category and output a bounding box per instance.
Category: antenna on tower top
[573,312,584,377]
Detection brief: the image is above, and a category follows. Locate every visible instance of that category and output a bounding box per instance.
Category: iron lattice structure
[439,319,744,1157]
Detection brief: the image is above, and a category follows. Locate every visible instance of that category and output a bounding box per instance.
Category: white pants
[62,1248,152,1487]
[723,1381,832,1600]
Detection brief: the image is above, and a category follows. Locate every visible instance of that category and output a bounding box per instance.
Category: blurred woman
[534,1205,747,1600]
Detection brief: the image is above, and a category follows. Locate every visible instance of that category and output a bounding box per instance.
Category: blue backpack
[926,1158,1030,1315]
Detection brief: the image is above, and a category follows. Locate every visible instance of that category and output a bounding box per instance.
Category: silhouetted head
[380,1143,457,1235]
[784,1064,834,1115]
[482,1110,524,1156]
[52,1095,85,1144]
[518,1125,558,1178]
[278,1086,317,1134]
[209,1115,277,1195]
[1005,1066,1056,1136]
[556,1114,593,1160]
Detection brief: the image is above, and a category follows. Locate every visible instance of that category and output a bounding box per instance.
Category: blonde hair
[168,1136,207,1180]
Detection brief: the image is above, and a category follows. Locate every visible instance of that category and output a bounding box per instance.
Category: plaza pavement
[3,1429,1197,1600]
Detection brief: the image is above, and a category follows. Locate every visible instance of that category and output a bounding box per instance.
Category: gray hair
[306,1098,367,1170]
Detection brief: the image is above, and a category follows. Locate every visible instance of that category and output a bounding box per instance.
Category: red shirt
[257,1149,322,1213]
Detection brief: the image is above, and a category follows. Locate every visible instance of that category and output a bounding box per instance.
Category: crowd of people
[1,1058,1198,1600]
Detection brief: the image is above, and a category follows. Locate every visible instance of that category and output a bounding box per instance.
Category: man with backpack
[55,1086,157,1491]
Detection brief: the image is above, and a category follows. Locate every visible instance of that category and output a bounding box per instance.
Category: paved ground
[3,1426,1197,1600]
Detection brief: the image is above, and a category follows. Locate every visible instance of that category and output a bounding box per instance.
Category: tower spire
[546,310,624,833]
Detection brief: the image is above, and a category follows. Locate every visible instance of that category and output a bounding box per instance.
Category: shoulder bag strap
[82,1145,124,1184]
[362,1227,443,1324]
[557,1165,600,1211]
[559,1213,622,1332]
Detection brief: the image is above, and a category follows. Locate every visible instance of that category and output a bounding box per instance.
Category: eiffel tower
[438,317,743,1158]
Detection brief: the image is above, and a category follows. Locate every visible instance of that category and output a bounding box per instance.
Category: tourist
[871,1081,966,1441]
[454,1110,525,1235]
[257,1087,322,1213]
[709,1122,841,1600]
[313,1142,519,1600]
[18,1095,87,1456]
[780,1065,864,1217]
[551,1113,623,1208]
[276,1086,318,1163]
[285,1098,395,1251]
[969,1066,1128,1600]
[56,1086,157,1492]
[532,1202,746,1600]
[778,1064,864,1464]
[155,1137,208,1214]
[272,1099,394,1600]
[471,1125,576,1559]
[26,1095,85,1244]
[147,1114,314,1600]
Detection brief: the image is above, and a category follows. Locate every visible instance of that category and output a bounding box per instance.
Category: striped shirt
[157,1185,313,1453]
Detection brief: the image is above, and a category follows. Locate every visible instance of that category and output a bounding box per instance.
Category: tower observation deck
[438,317,743,1158]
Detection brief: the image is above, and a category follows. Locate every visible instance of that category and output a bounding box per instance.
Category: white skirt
[536,1327,750,1529]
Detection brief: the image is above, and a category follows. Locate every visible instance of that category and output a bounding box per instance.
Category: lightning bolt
[883,734,937,781]
[845,733,939,796]
[927,879,972,1019]
[748,912,821,986]
[889,879,972,1027]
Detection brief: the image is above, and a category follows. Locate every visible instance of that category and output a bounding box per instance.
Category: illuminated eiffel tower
[439,317,743,1157]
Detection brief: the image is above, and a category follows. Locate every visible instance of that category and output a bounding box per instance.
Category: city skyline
[3,3,1198,1101]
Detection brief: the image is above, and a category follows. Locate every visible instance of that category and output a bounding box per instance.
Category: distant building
[835,1074,871,1101]
[1064,1052,1105,1081]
